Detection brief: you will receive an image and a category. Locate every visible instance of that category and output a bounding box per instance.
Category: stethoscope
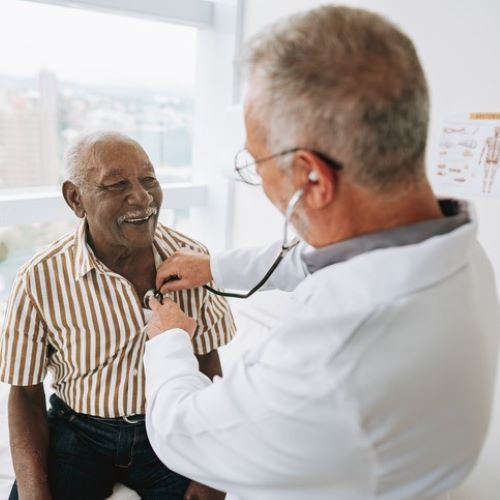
[143,188,304,307]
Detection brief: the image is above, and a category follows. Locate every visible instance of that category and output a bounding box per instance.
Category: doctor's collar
[302,199,470,274]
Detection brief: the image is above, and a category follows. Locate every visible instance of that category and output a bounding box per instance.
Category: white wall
[231,1,500,498]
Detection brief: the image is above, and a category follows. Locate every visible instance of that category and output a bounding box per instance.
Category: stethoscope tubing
[144,188,304,305]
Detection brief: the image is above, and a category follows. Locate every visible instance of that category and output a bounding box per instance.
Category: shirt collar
[73,219,101,281]
[302,199,471,274]
[73,220,167,281]
[153,240,166,269]
[152,223,177,264]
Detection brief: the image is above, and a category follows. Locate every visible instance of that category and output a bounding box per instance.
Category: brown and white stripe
[0,221,236,417]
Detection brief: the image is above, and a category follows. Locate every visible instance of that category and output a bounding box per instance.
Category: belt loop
[123,416,142,424]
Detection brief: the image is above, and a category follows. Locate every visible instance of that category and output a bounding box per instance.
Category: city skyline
[0,70,194,189]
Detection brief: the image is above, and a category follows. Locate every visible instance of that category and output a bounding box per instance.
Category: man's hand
[147,297,197,340]
[156,248,212,293]
[184,480,225,500]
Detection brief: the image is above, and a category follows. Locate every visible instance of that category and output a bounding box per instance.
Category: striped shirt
[0,220,236,417]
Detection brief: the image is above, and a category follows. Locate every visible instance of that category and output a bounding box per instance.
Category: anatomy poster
[432,113,500,197]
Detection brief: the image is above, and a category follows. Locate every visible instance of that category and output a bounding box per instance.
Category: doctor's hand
[146,297,196,340]
[156,248,212,293]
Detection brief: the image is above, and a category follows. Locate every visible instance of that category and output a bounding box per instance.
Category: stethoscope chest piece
[143,289,164,309]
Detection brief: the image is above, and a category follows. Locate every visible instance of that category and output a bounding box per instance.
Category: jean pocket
[48,395,78,423]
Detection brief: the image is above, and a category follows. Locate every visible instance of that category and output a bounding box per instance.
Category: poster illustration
[432,113,500,197]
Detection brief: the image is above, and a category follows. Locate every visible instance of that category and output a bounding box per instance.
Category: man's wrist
[17,480,52,500]
[147,326,190,342]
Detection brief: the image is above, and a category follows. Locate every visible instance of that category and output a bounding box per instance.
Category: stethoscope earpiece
[308,170,319,182]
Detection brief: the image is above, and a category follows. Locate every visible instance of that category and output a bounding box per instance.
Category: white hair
[63,130,138,186]
[242,5,430,191]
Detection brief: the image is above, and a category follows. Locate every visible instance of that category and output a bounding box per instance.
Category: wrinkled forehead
[89,138,153,177]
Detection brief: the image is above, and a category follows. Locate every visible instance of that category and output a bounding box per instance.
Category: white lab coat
[144,218,500,500]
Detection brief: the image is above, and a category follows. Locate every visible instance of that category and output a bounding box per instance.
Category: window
[0,0,242,321]
[0,0,197,189]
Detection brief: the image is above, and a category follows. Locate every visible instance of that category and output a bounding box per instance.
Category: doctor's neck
[302,177,443,248]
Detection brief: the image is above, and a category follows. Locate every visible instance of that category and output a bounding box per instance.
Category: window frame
[23,0,214,28]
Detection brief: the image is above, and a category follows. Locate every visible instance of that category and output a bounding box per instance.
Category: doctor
[144,5,500,500]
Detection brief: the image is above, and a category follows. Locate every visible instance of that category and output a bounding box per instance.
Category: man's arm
[8,384,52,500]
[209,240,308,293]
[0,273,50,499]
[156,240,309,294]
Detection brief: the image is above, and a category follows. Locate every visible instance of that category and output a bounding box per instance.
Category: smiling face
[74,137,163,255]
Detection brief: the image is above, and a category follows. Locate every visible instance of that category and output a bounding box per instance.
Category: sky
[0,0,197,92]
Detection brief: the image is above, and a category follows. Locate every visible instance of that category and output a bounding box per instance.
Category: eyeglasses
[234,147,343,186]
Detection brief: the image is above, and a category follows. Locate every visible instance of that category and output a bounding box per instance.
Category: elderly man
[0,131,235,500]
[143,6,500,500]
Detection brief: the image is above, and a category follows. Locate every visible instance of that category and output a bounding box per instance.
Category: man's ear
[293,151,337,210]
[62,181,86,218]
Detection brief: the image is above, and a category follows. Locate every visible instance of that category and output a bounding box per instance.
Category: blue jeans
[10,394,189,500]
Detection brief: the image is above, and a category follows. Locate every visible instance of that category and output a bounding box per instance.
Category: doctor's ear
[293,150,338,208]
[62,181,86,218]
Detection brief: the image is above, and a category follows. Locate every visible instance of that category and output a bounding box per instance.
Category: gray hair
[242,6,430,191]
[63,130,138,186]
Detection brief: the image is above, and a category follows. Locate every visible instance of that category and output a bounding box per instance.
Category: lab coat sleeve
[210,240,309,292]
[144,328,345,496]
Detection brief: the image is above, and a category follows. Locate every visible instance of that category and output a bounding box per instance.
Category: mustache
[117,206,158,224]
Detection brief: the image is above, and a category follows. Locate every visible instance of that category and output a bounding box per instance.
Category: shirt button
[133,369,138,376]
